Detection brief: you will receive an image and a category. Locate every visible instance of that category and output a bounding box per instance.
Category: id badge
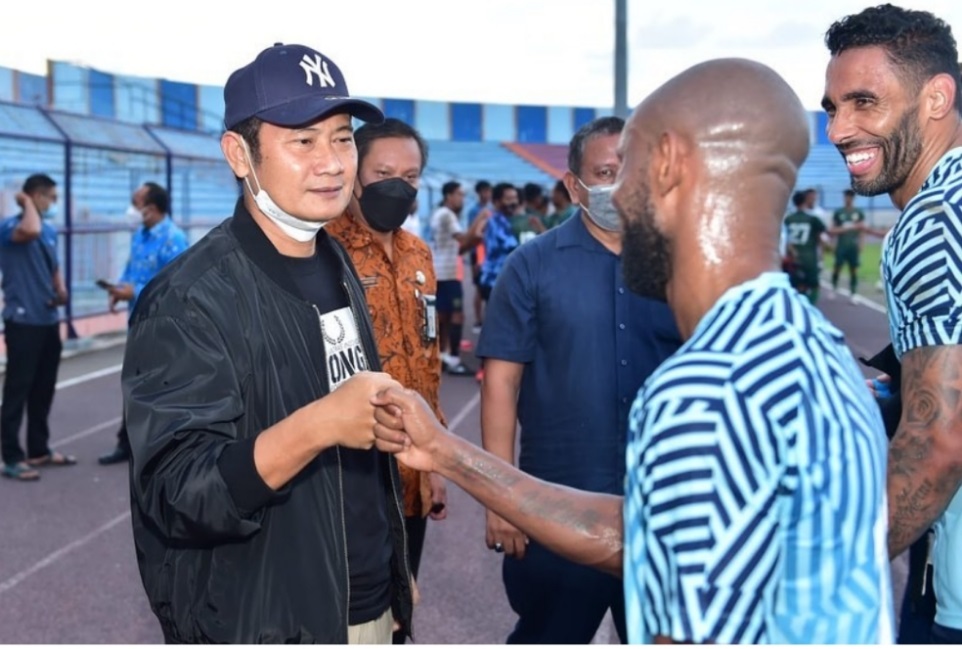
[422,294,437,341]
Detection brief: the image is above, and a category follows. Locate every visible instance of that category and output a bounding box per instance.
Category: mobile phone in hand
[95,279,114,290]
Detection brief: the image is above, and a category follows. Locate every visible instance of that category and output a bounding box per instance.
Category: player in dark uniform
[830,189,866,296]
[784,190,828,304]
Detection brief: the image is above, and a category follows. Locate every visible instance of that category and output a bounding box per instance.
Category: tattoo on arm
[449,444,623,572]
[888,345,962,557]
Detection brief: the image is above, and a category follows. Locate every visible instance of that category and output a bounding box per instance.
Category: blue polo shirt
[476,213,681,493]
[0,215,60,326]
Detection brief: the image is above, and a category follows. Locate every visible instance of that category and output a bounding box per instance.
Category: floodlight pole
[614,0,629,118]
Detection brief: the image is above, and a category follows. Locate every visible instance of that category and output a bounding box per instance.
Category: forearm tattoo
[450,442,622,558]
[888,345,962,556]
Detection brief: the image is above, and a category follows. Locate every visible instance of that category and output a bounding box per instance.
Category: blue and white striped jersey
[882,146,962,631]
[624,272,893,644]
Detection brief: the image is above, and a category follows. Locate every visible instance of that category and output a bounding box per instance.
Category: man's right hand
[316,372,402,450]
[486,510,529,558]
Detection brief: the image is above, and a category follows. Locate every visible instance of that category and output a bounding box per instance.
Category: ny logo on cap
[299,53,336,88]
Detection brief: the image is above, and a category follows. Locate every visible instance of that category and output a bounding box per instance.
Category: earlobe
[655,131,684,197]
[927,74,957,120]
[562,172,582,207]
[221,133,251,179]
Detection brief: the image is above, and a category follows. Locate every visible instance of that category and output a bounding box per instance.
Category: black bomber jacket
[122,199,413,643]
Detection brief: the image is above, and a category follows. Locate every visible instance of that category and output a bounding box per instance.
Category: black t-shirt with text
[284,232,392,625]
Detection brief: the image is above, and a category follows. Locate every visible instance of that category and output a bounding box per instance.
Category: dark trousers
[898,534,938,644]
[1,321,61,465]
[393,514,428,644]
[116,418,130,453]
[503,540,627,644]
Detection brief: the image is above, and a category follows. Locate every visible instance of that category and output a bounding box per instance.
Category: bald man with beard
[371,59,894,644]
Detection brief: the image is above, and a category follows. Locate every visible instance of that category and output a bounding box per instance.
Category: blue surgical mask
[41,204,59,220]
[577,178,620,232]
[241,141,325,242]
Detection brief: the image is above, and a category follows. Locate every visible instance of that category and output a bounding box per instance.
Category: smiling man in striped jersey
[823,4,962,643]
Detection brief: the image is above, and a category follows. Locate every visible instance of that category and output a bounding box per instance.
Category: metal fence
[0,101,238,337]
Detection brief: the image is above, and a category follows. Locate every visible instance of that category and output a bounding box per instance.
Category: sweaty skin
[373,58,810,639]
[621,58,809,337]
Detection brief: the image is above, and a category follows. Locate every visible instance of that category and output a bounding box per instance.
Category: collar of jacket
[228,197,340,301]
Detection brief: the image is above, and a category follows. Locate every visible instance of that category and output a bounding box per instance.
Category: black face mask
[358,177,418,233]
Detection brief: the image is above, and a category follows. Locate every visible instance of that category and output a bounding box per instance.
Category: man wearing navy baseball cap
[122,43,414,643]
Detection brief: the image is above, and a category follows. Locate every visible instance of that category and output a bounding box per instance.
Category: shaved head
[613,58,810,313]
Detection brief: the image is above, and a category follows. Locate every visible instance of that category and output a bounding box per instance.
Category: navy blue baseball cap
[223,43,383,130]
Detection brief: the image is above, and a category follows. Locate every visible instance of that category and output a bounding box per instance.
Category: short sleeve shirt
[476,214,681,491]
[479,212,519,289]
[624,272,893,643]
[0,215,59,325]
[783,211,826,267]
[882,146,962,630]
[832,208,865,249]
[430,206,462,281]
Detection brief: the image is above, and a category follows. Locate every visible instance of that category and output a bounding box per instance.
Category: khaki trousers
[347,607,393,644]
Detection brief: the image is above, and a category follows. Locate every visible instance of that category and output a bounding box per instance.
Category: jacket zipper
[313,304,351,638]
[341,278,414,637]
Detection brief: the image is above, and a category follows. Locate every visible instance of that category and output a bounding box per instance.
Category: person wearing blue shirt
[98,183,188,465]
[1,174,71,481]
[370,58,893,645]
[477,183,519,302]
[476,117,681,644]
[466,180,492,334]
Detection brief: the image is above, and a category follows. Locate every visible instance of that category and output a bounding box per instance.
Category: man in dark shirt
[476,116,681,643]
[0,174,71,481]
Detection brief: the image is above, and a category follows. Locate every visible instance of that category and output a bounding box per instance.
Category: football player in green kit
[784,190,828,304]
[831,189,866,296]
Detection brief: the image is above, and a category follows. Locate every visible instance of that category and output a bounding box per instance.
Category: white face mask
[240,141,325,243]
[125,204,143,225]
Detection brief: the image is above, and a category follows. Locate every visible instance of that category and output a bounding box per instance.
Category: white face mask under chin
[241,144,325,243]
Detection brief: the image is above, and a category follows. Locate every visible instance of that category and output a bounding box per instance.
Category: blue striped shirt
[882,146,962,630]
[625,272,893,643]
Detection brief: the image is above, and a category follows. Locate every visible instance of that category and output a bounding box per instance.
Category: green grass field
[822,241,883,294]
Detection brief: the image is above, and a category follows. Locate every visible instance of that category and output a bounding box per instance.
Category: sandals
[2,462,41,481]
[26,452,77,467]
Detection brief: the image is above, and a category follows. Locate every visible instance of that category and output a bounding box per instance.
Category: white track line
[447,392,481,432]
[0,365,127,597]
[819,280,887,315]
[55,364,123,390]
[0,511,130,596]
[0,364,122,407]
[55,416,123,447]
